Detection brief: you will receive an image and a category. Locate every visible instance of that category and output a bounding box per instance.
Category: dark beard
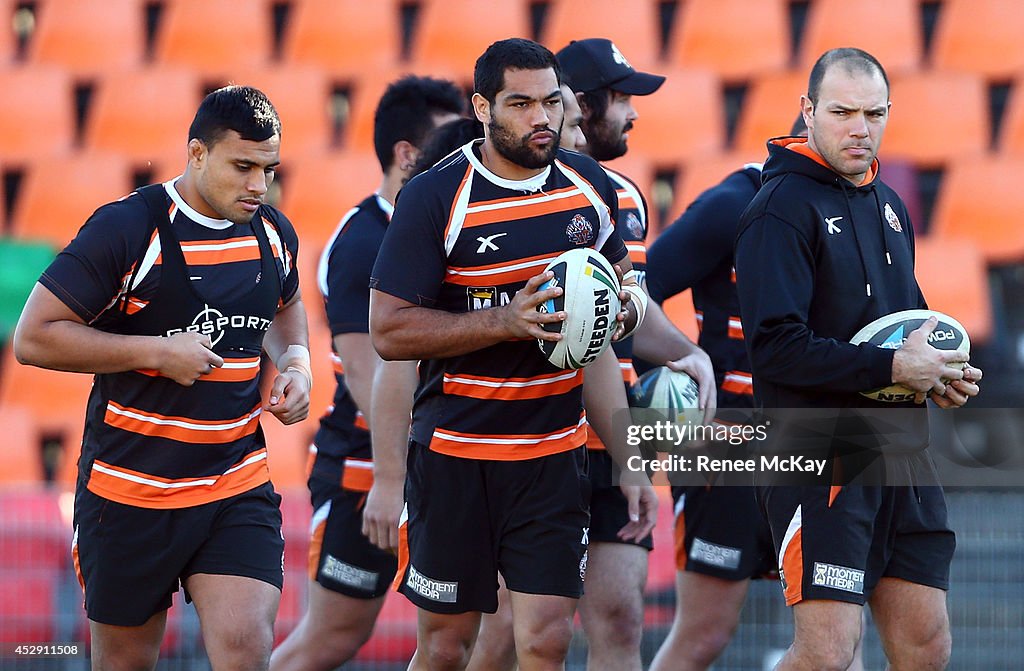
[488,117,560,170]
[586,120,630,162]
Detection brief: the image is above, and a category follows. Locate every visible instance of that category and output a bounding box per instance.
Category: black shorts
[671,485,776,581]
[758,453,955,606]
[73,482,284,626]
[395,443,591,614]
[308,476,397,599]
[587,449,653,550]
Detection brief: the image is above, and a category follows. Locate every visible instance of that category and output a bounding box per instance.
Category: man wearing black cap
[556,38,717,671]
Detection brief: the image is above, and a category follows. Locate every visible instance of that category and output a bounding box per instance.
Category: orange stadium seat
[542,0,661,70]
[671,151,766,224]
[883,71,987,166]
[28,0,145,76]
[0,348,93,478]
[732,71,806,154]
[10,152,134,249]
[666,0,789,83]
[915,236,992,343]
[932,0,1024,80]
[281,0,402,81]
[661,290,699,342]
[84,67,202,166]
[798,0,922,74]
[410,0,531,73]
[227,66,334,160]
[0,405,40,483]
[276,151,381,249]
[624,66,724,166]
[153,0,274,77]
[931,155,1024,265]
[0,65,74,164]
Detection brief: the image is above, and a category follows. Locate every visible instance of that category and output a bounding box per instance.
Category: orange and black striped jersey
[39,181,299,509]
[370,141,627,461]
[310,194,392,490]
[585,165,649,451]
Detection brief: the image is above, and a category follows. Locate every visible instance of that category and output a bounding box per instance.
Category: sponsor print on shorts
[320,554,378,592]
[406,564,458,603]
[689,537,742,570]
[811,562,865,595]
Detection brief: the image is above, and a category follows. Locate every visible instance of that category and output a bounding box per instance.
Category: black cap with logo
[555,38,666,95]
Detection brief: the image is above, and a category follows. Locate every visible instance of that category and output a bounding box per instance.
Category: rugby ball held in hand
[629,366,703,427]
[536,248,621,369]
[850,309,970,402]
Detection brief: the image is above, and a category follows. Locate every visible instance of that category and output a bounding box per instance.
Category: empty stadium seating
[28,0,146,77]
[915,236,993,342]
[732,71,807,154]
[411,0,531,73]
[931,155,1024,265]
[666,0,789,83]
[0,65,75,163]
[542,0,662,70]
[798,0,922,75]
[10,153,133,248]
[884,71,988,166]
[281,0,403,81]
[932,0,1024,80]
[153,0,275,78]
[624,66,724,166]
[84,66,202,166]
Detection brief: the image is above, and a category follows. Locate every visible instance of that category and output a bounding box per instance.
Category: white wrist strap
[620,272,648,339]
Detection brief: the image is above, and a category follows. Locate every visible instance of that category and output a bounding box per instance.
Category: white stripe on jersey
[318,206,361,298]
[444,169,475,257]
[604,167,647,230]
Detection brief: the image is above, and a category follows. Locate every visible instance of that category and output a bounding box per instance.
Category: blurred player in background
[15,85,309,671]
[556,38,715,671]
[270,75,464,671]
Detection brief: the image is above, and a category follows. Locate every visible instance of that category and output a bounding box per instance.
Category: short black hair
[807,48,889,106]
[410,117,484,177]
[474,38,561,104]
[188,85,281,148]
[373,75,465,172]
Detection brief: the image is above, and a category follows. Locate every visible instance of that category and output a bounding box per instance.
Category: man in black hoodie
[735,48,982,670]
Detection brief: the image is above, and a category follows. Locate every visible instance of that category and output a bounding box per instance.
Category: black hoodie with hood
[735,138,926,426]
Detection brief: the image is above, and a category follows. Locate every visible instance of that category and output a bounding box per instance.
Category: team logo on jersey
[467,286,513,311]
[884,202,902,232]
[625,212,644,239]
[566,213,594,245]
[165,303,272,346]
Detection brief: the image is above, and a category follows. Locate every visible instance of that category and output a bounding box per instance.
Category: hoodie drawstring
[872,189,893,267]
[838,180,873,297]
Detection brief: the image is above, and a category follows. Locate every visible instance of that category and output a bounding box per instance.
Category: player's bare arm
[14,282,223,385]
[334,332,381,426]
[582,346,658,540]
[362,359,417,551]
[610,258,640,341]
[370,270,566,360]
[263,291,311,424]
